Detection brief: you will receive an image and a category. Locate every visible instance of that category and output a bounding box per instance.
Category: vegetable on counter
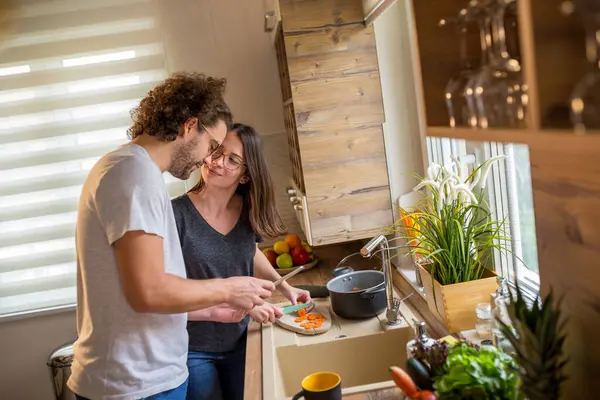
[433,343,523,400]
[413,391,437,400]
[406,358,433,391]
[411,340,450,378]
[389,366,418,398]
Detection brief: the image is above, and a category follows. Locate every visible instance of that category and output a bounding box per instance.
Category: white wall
[373,1,427,271]
[0,311,76,400]
[158,0,285,136]
[373,1,426,214]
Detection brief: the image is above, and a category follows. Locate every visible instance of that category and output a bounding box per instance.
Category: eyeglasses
[199,122,223,158]
[209,147,245,171]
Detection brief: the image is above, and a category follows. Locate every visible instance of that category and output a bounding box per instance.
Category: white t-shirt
[67,143,188,400]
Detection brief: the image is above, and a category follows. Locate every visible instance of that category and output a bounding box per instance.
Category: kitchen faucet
[360,234,402,325]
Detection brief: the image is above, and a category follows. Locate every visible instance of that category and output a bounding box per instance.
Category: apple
[291,247,311,266]
[263,248,278,267]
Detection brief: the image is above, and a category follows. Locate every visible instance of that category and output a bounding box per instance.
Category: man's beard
[169,139,201,180]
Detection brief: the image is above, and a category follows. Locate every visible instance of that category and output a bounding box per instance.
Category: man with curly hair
[68,72,275,400]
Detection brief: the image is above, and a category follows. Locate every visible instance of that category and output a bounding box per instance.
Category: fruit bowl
[276,257,319,276]
[262,234,317,276]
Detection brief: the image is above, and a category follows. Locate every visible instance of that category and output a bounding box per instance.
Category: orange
[284,234,302,249]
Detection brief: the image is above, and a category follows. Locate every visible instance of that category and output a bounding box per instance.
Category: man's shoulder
[96,145,162,189]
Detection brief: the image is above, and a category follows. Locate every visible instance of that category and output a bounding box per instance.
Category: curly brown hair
[127,72,233,141]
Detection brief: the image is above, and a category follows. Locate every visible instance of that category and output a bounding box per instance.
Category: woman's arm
[254,245,283,281]
[253,246,312,305]
[188,304,248,322]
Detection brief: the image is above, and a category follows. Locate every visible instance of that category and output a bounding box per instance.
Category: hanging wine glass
[473,0,526,128]
[570,0,600,131]
[441,8,475,128]
[463,0,492,128]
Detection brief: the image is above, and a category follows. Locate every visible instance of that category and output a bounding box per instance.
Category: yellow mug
[292,372,342,400]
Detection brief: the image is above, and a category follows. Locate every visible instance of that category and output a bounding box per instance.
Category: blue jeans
[75,379,188,400]
[186,341,247,400]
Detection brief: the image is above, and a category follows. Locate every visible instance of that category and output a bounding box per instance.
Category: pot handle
[332,266,354,278]
[361,283,385,297]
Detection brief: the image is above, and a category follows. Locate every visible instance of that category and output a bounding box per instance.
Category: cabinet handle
[293,204,303,211]
[286,187,296,196]
[289,196,299,203]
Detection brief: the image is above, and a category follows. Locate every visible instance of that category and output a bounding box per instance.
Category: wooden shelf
[427,126,600,148]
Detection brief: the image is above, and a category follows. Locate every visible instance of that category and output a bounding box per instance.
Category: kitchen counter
[244,242,429,399]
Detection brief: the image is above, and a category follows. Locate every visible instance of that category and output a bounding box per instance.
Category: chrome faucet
[360,234,402,325]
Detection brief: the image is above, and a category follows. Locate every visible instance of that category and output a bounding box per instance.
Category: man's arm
[114,231,273,313]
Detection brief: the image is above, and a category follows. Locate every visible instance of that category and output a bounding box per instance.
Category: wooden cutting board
[275,302,332,335]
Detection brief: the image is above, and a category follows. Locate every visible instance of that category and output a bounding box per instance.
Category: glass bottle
[475,302,492,339]
[492,296,515,355]
[406,320,437,359]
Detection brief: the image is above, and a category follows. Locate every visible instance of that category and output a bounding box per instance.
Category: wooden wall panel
[292,72,385,130]
[307,188,392,219]
[297,125,386,166]
[529,143,600,397]
[310,209,394,245]
[279,0,364,32]
[285,24,378,81]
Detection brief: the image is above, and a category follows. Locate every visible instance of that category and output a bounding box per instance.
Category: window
[424,137,540,292]
[480,142,539,292]
[0,0,183,318]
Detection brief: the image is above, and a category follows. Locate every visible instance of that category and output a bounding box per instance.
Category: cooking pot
[326,269,386,319]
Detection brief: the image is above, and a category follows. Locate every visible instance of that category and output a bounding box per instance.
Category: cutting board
[275,302,332,335]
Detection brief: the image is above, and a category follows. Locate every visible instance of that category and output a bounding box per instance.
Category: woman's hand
[249,303,283,324]
[280,283,312,307]
[189,304,248,323]
[210,304,248,323]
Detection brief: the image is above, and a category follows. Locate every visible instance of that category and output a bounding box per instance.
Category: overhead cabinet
[274,0,393,246]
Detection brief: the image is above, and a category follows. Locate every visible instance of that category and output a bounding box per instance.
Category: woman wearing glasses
[171,123,311,400]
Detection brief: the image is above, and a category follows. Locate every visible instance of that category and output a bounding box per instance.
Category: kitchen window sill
[0,303,76,324]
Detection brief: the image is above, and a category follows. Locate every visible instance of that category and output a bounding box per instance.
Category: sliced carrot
[303,324,314,330]
[307,314,317,320]
[314,322,323,328]
[297,308,307,317]
[295,316,306,322]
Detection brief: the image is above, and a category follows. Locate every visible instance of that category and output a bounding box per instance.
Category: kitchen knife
[281,302,314,314]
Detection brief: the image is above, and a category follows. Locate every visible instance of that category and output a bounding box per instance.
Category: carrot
[389,366,418,398]
[413,391,437,400]
[307,314,317,320]
[303,323,314,330]
[297,308,307,317]
[314,322,323,328]
[295,316,306,322]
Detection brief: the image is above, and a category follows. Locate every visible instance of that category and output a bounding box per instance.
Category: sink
[262,298,416,399]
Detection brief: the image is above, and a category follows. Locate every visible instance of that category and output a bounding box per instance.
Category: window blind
[0,0,183,318]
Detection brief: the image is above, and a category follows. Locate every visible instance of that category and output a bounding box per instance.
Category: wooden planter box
[418,263,498,333]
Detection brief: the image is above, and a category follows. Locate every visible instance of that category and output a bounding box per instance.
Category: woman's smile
[207,166,222,176]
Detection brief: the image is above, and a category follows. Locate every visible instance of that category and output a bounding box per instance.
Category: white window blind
[0,0,184,318]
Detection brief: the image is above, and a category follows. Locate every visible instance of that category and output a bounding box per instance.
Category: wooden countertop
[244,242,422,399]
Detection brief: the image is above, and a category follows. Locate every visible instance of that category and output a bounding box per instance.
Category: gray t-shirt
[68,143,188,400]
[171,194,261,353]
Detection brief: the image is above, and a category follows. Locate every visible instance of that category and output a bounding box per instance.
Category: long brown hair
[189,123,286,238]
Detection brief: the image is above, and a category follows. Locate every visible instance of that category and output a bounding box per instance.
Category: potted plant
[496,283,569,400]
[392,156,508,332]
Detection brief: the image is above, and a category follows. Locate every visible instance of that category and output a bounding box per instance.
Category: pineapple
[496,283,569,400]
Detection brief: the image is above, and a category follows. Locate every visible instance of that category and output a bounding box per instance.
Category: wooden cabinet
[273,0,393,246]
